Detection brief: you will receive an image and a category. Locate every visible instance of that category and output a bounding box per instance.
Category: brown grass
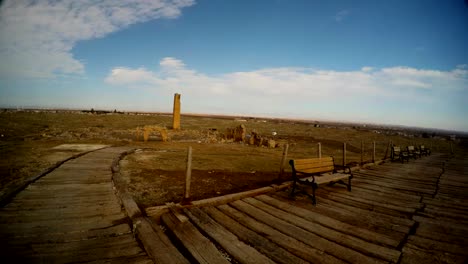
[0,111,459,206]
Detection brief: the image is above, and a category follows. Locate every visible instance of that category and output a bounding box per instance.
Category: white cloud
[0,0,194,78]
[334,9,350,22]
[105,57,468,121]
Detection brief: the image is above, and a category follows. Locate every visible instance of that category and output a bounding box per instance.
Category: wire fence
[282,138,457,170]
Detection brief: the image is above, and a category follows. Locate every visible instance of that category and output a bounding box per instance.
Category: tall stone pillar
[172,93,181,130]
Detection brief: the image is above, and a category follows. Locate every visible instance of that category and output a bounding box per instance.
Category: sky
[0,0,467,131]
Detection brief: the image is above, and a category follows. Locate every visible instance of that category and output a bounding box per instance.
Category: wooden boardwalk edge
[0,146,110,207]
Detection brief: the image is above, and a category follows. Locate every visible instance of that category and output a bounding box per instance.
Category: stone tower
[172,93,181,130]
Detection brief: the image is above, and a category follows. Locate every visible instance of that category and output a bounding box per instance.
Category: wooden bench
[407,145,421,159]
[289,157,352,205]
[419,145,431,156]
[391,146,409,163]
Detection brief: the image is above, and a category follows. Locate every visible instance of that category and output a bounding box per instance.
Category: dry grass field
[0,110,460,207]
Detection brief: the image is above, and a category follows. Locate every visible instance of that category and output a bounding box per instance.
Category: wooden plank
[136,217,189,264]
[422,206,468,222]
[296,165,334,174]
[316,190,416,217]
[216,204,346,264]
[348,181,423,197]
[272,192,409,240]
[202,206,308,264]
[243,197,401,262]
[230,200,386,264]
[412,215,468,234]
[19,241,144,263]
[407,235,468,255]
[319,187,423,210]
[352,178,434,195]
[145,182,291,220]
[415,222,468,245]
[303,194,415,228]
[0,223,132,243]
[354,172,436,189]
[184,207,276,264]
[343,186,421,206]
[160,211,230,264]
[351,186,422,203]
[400,245,467,264]
[256,195,400,248]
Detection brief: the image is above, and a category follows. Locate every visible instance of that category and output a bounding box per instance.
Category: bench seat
[298,173,352,186]
[289,157,352,205]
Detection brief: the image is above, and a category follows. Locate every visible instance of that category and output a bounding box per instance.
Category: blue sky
[1,0,467,131]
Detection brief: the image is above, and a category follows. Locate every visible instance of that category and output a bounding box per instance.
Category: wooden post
[389,140,393,160]
[372,141,376,163]
[317,142,321,158]
[184,146,192,201]
[279,144,289,178]
[383,141,389,160]
[343,142,346,166]
[360,140,364,165]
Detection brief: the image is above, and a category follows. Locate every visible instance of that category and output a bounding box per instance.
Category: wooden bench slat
[293,158,334,166]
[296,165,335,174]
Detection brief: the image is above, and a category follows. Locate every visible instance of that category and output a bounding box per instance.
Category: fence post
[360,140,364,165]
[372,141,376,163]
[184,146,192,201]
[279,144,289,178]
[343,142,346,166]
[317,142,322,158]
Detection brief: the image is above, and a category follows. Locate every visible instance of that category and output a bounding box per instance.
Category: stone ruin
[223,124,278,148]
[135,126,169,142]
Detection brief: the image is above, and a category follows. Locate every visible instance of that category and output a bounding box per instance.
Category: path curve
[0,147,152,263]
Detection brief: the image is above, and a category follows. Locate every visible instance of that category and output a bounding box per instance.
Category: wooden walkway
[1,148,467,263]
[0,147,151,263]
[146,153,468,264]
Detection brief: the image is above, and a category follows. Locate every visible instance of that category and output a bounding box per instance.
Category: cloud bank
[105,58,468,129]
[0,0,194,78]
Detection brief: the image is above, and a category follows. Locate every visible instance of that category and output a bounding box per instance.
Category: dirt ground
[0,110,460,208]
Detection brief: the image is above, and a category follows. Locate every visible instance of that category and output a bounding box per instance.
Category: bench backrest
[392,146,401,154]
[420,145,426,150]
[407,146,415,151]
[290,157,335,174]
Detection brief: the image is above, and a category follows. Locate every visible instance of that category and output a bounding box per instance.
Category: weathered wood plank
[272,192,409,240]
[407,235,468,256]
[400,245,467,264]
[230,200,386,264]
[256,195,400,248]
[161,211,230,264]
[243,197,401,262]
[184,207,276,264]
[136,217,189,264]
[319,187,422,212]
[202,206,308,264]
[216,204,345,264]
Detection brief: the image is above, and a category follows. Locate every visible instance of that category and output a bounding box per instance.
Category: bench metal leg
[312,183,317,205]
[289,180,297,199]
